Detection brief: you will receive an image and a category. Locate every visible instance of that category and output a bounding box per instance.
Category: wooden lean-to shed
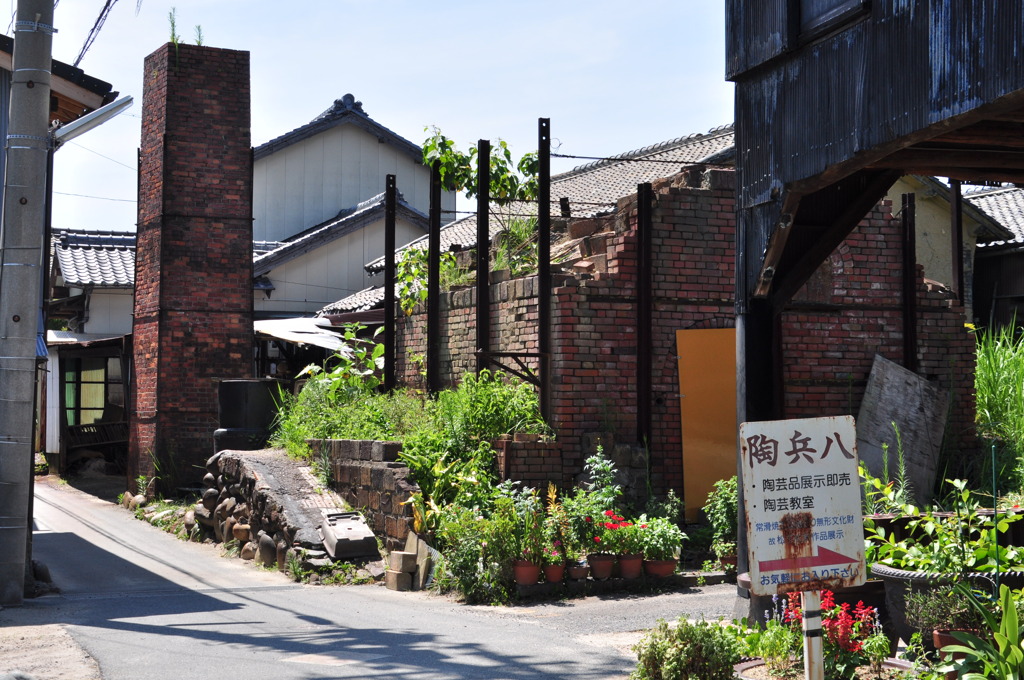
[727,1,1024,421]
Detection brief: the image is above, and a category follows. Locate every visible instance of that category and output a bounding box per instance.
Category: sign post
[739,415,866,680]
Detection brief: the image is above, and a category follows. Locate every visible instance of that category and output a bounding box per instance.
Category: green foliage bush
[631,617,740,680]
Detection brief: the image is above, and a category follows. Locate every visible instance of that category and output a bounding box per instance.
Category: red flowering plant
[594,510,638,554]
[774,590,890,679]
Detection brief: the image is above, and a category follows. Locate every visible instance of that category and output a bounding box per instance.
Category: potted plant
[637,515,685,577]
[540,542,565,583]
[868,478,1024,643]
[905,582,986,652]
[703,476,738,569]
[511,490,545,586]
[941,583,1024,680]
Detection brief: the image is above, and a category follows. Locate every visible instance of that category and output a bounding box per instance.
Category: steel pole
[0,0,54,605]
[475,140,490,374]
[802,590,825,680]
[384,174,396,392]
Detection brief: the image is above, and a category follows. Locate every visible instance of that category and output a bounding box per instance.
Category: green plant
[394,248,468,316]
[703,476,738,552]
[867,478,1024,574]
[905,582,988,634]
[298,323,384,397]
[492,217,538,278]
[631,616,741,680]
[285,551,309,582]
[168,8,180,47]
[636,515,686,561]
[975,323,1024,491]
[422,128,538,206]
[943,583,1024,680]
[644,490,686,530]
[562,449,623,554]
[193,25,203,46]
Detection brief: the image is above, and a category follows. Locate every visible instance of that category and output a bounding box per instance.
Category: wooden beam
[901,168,1024,184]
[771,170,902,306]
[869,148,1024,170]
[788,88,1024,194]
[927,120,1024,149]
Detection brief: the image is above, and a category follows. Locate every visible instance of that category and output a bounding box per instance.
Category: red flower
[593,537,601,543]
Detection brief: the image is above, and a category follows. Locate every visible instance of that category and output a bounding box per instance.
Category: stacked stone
[191,451,318,571]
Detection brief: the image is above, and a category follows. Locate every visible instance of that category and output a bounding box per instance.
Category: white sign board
[740,415,866,596]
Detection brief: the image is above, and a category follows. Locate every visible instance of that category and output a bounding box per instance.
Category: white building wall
[254,216,424,316]
[84,290,134,335]
[253,125,453,243]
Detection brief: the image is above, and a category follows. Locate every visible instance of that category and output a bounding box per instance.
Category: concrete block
[389,551,417,573]
[385,570,412,591]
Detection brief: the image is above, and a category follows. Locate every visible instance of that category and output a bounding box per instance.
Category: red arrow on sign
[759,547,856,572]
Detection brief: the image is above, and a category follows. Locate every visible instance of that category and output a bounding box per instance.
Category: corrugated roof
[317,286,385,316]
[53,229,135,288]
[253,94,422,164]
[363,124,736,273]
[969,187,1024,247]
[253,192,428,276]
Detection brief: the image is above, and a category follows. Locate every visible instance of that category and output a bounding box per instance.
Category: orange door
[676,328,737,522]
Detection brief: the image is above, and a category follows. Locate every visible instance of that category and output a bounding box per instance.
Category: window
[62,356,123,426]
[800,0,869,40]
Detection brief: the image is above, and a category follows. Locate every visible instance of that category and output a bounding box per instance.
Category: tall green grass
[975,324,1024,491]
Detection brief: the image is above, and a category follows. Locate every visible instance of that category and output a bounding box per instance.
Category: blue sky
[46,1,733,232]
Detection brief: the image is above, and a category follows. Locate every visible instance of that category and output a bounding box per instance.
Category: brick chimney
[130,43,253,490]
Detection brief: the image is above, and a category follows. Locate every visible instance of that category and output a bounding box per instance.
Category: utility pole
[0,0,53,606]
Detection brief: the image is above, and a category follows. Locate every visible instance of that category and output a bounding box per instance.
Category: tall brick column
[130,44,253,490]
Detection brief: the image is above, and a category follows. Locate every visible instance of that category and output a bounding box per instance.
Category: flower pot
[587,553,615,580]
[934,629,972,680]
[618,553,643,579]
[512,559,540,586]
[871,563,1024,645]
[543,563,565,583]
[567,563,590,580]
[643,558,677,578]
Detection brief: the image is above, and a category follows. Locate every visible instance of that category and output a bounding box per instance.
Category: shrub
[631,617,740,680]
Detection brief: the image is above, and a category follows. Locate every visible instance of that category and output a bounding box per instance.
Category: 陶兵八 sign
[740,415,865,596]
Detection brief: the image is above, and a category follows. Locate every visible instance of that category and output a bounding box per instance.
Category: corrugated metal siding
[726,0,790,80]
[735,0,1024,209]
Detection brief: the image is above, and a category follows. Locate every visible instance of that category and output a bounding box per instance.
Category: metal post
[384,174,396,392]
[0,0,54,605]
[476,140,490,374]
[427,161,442,395]
[901,193,918,372]
[538,119,551,423]
[950,179,964,303]
[637,182,653,447]
[802,590,825,680]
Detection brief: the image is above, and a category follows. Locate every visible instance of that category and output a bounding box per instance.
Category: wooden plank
[869,148,1024,170]
[855,354,949,507]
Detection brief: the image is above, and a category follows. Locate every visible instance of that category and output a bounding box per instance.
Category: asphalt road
[3,479,741,680]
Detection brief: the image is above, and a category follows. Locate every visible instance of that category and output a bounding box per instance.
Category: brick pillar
[130,43,253,490]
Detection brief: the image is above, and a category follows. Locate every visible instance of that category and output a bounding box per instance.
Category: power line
[67,141,136,171]
[54,190,135,203]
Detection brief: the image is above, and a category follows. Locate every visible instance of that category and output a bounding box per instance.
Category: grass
[975,324,1024,491]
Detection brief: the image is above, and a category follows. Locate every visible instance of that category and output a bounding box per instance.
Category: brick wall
[307,439,418,550]
[394,167,977,505]
[130,43,254,489]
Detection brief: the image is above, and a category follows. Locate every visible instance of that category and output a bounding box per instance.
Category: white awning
[254,317,351,353]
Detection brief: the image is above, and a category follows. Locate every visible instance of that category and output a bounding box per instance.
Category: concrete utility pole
[0,0,53,606]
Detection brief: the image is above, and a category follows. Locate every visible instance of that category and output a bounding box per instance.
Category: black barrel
[214,379,283,452]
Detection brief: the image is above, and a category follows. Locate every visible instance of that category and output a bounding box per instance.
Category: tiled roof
[253,94,422,164]
[318,286,385,315]
[53,229,135,288]
[253,192,428,276]
[364,124,736,273]
[968,187,1024,247]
